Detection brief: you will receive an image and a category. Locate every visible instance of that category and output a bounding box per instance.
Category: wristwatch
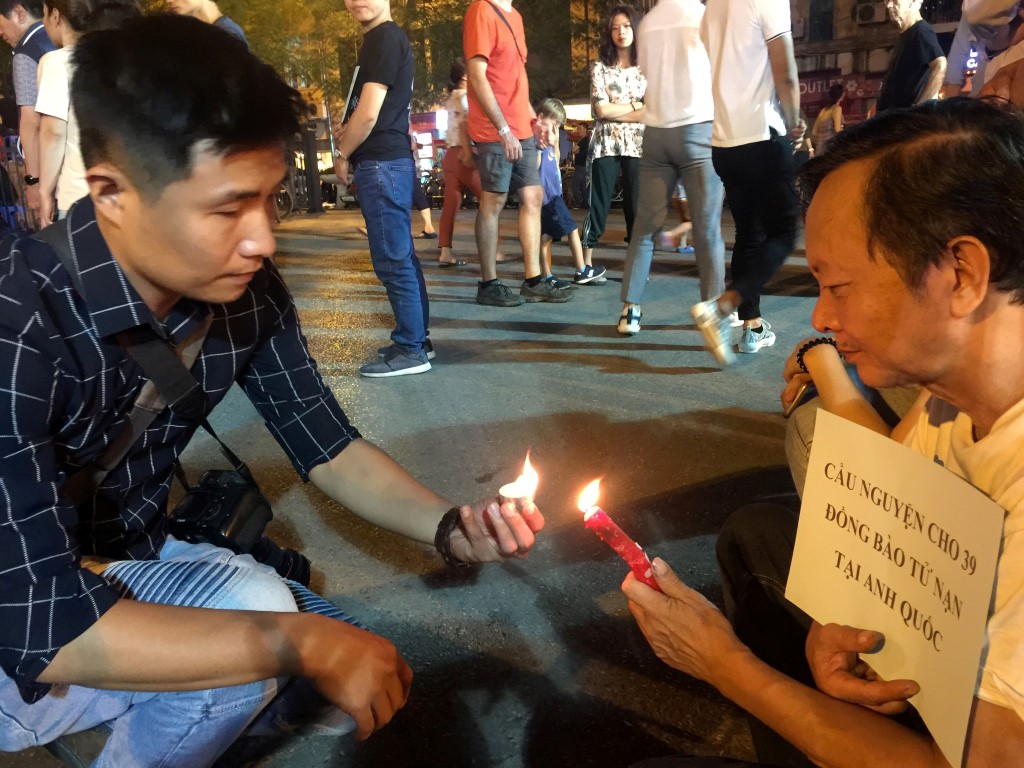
[497,124,511,137]
[332,148,347,161]
[23,175,39,186]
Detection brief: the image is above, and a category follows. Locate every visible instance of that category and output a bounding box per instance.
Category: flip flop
[438,258,468,268]
[416,231,438,239]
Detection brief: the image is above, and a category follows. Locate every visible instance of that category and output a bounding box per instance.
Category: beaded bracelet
[796,337,838,373]
[434,506,474,569]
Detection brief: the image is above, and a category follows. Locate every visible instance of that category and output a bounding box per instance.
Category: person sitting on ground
[0,16,545,767]
[535,97,606,288]
[625,97,1024,767]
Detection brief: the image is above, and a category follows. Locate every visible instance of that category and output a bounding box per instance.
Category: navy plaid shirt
[0,198,360,701]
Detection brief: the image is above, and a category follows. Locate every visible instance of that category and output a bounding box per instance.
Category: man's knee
[517,185,542,212]
[479,191,506,217]
[217,562,299,614]
[784,398,819,497]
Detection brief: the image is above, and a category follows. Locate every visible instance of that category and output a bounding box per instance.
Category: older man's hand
[622,558,747,683]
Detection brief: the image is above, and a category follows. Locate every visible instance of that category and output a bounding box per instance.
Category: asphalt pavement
[5,204,819,768]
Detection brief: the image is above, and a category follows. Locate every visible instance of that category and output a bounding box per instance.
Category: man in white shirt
[616,0,725,338]
[692,0,804,365]
[625,98,1024,768]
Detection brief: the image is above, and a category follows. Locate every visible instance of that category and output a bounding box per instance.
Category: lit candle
[578,479,661,591]
[498,453,539,509]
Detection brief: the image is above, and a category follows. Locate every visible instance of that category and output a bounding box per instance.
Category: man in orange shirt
[463,0,571,306]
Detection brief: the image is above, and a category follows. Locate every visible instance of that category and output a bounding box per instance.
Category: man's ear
[947,236,991,318]
[85,162,133,229]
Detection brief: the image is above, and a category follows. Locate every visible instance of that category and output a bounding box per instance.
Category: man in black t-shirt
[333,0,431,378]
[876,0,946,112]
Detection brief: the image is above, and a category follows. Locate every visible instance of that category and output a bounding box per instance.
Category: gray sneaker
[738,321,776,354]
[477,280,525,307]
[520,279,574,303]
[378,338,435,360]
[360,346,432,378]
[690,298,736,365]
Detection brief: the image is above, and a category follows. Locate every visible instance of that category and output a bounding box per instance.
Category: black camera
[169,470,311,586]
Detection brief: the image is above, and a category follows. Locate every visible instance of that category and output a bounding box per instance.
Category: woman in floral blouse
[580,5,646,276]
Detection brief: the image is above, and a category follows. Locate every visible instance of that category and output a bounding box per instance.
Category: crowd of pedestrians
[2,0,1024,766]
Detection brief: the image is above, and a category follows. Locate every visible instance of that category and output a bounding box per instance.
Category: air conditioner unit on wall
[854,1,888,24]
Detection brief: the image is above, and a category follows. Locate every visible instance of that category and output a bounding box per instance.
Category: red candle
[578,479,661,591]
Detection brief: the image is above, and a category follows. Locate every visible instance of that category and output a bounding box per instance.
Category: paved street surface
[6,205,818,768]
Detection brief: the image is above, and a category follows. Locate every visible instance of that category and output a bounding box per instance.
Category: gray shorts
[475,136,540,194]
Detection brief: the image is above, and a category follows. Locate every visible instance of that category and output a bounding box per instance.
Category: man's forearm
[38,598,319,691]
[309,437,451,544]
[335,105,377,160]
[802,344,892,435]
[38,115,67,200]
[917,58,947,103]
[768,35,801,129]
[713,648,947,767]
[19,107,42,176]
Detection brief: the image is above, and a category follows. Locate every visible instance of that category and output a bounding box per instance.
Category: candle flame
[578,478,601,515]
[520,453,539,494]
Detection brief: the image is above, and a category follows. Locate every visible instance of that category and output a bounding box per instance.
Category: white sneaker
[728,311,742,328]
[738,321,776,354]
[618,307,641,335]
[690,298,736,365]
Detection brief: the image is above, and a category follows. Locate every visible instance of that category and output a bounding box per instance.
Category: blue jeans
[0,538,360,767]
[620,123,725,304]
[354,157,429,354]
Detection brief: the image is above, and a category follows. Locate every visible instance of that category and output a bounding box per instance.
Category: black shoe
[477,280,525,307]
[520,279,573,303]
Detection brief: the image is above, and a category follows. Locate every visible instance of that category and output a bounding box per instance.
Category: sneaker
[738,321,776,354]
[379,338,435,360]
[359,346,432,377]
[690,298,736,365]
[520,279,574,303]
[728,311,743,328]
[477,280,524,307]
[676,245,695,255]
[574,264,607,285]
[543,274,577,291]
[617,306,641,335]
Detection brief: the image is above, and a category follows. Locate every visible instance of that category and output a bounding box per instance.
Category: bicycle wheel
[275,189,293,219]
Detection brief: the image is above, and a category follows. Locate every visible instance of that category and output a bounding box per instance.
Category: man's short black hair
[799,98,1024,303]
[72,14,304,200]
[0,0,44,18]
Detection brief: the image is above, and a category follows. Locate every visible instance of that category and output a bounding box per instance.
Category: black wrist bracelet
[434,506,473,569]
[796,337,838,373]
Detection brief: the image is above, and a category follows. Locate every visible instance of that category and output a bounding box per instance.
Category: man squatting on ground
[625,98,1024,766]
[0,16,544,767]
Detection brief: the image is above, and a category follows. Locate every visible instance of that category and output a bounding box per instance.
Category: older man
[625,98,1024,766]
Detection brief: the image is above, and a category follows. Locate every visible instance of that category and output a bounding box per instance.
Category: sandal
[415,231,438,239]
[438,258,468,268]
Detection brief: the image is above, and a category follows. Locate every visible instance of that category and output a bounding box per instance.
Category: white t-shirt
[905,395,1024,720]
[35,46,87,213]
[637,0,714,128]
[445,88,468,148]
[700,0,789,147]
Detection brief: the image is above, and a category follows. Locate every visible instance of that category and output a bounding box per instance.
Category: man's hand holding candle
[622,558,748,684]
[445,498,545,564]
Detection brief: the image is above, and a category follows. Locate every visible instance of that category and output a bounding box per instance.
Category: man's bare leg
[476,190,507,282]
[517,184,543,280]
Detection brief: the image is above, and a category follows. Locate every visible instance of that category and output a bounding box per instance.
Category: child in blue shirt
[535,98,606,286]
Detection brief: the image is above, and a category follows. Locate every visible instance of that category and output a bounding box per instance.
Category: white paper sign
[786,410,1004,766]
